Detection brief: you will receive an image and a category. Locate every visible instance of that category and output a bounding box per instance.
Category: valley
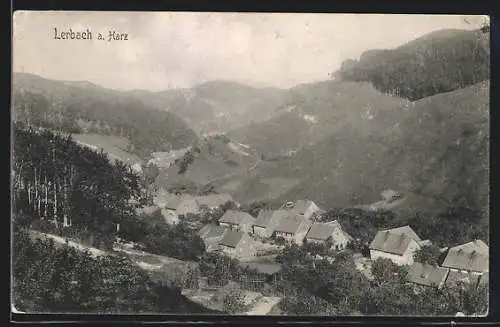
[11,21,490,317]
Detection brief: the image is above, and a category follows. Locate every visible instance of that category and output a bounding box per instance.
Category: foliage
[333,28,489,101]
[223,290,246,314]
[279,290,336,315]
[11,224,212,314]
[118,214,205,261]
[370,258,408,287]
[413,244,443,265]
[178,149,196,174]
[12,125,145,249]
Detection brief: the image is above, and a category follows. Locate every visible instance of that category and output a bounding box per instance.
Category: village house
[218,230,256,261]
[195,193,236,211]
[369,225,422,266]
[406,262,449,289]
[273,214,311,245]
[283,199,321,220]
[441,240,489,275]
[176,197,201,216]
[198,224,228,252]
[155,192,199,216]
[160,208,180,225]
[218,210,256,233]
[252,210,289,238]
[305,220,353,250]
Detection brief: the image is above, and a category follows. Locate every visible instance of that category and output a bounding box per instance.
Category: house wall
[220,222,240,231]
[240,218,254,234]
[221,236,256,260]
[275,231,294,242]
[331,228,350,250]
[294,222,311,245]
[177,199,200,216]
[370,249,406,265]
[220,245,236,257]
[253,226,268,237]
[303,203,320,220]
[403,240,421,265]
[235,235,256,261]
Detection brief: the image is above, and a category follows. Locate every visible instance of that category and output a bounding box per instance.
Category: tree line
[12,124,147,249]
[333,28,489,101]
[12,85,198,158]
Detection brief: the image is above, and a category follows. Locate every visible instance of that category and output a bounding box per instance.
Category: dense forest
[333,28,489,101]
[11,125,211,313]
[12,124,146,248]
[12,73,199,158]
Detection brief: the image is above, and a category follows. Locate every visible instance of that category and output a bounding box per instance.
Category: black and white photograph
[11,12,490,316]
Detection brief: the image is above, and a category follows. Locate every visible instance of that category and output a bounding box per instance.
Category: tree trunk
[44,175,49,219]
[63,175,69,227]
[34,167,38,214]
[54,177,58,226]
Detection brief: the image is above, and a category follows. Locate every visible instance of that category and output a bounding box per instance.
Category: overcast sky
[13,12,487,91]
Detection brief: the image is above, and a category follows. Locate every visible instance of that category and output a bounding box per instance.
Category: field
[71,133,141,164]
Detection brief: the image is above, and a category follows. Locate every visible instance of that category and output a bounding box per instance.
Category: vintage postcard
[11,11,490,317]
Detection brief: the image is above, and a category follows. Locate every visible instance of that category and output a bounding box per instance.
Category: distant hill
[155,134,261,189]
[229,81,489,216]
[227,80,409,157]
[333,28,489,101]
[12,73,199,158]
[129,81,288,135]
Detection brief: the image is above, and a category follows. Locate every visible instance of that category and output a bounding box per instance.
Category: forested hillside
[231,81,489,224]
[12,73,199,158]
[333,28,489,101]
[155,134,260,190]
[228,81,408,156]
[130,81,287,134]
[11,125,210,313]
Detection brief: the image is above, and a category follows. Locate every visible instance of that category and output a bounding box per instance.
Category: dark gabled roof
[254,210,287,228]
[306,221,341,241]
[445,270,481,288]
[275,214,308,234]
[198,224,227,239]
[219,210,255,226]
[407,262,449,287]
[369,226,421,256]
[219,230,245,248]
[442,240,489,272]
